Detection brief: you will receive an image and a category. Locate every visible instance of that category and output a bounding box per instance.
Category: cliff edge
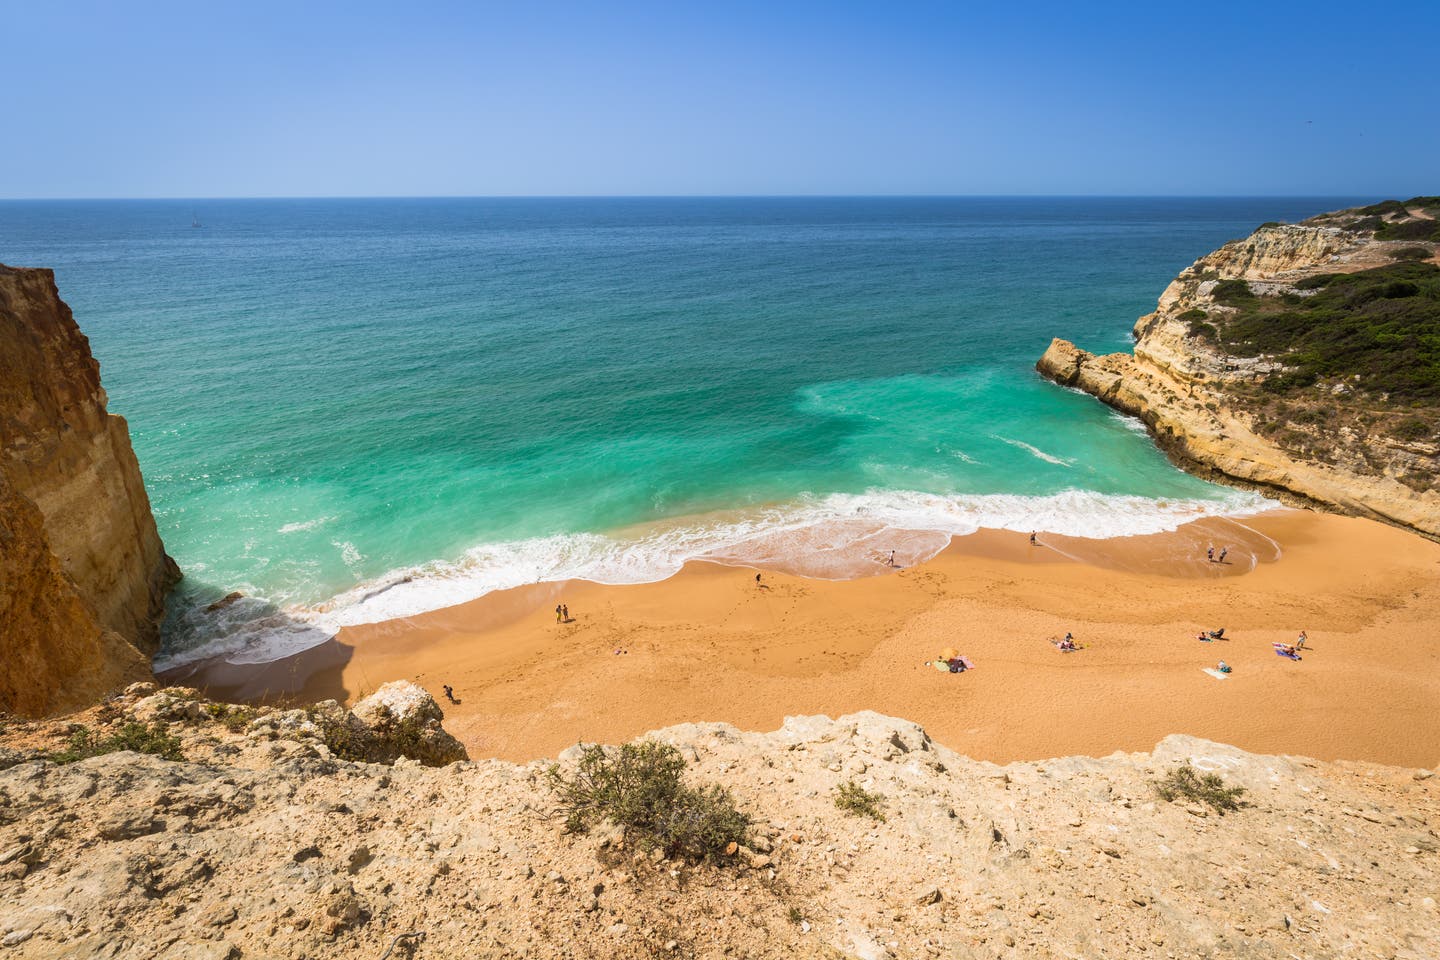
[0,692,1435,959]
[0,265,180,716]
[1037,198,1440,539]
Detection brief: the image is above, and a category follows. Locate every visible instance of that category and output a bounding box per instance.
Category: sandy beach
[169,509,1440,769]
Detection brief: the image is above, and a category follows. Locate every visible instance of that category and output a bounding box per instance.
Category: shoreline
[166,509,1440,769]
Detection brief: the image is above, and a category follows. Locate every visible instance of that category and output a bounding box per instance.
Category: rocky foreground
[1,684,1436,959]
[1037,198,1440,540]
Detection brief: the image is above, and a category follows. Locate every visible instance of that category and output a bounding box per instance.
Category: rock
[204,591,245,613]
[2,930,34,947]
[0,264,180,719]
[347,681,468,766]
[608,923,630,936]
[915,887,943,905]
[1034,208,1440,539]
[123,682,158,698]
[96,812,162,841]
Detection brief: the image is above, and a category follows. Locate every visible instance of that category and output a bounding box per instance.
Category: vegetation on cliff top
[1305,196,1440,242]
[1208,262,1440,404]
[550,740,752,863]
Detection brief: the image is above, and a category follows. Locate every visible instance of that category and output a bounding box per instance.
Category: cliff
[0,265,180,715]
[1037,199,1440,539]
[0,688,1435,959]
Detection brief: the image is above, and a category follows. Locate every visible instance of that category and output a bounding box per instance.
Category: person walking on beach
[888,550,896,567]
[442,684,458,704]
[1218,546,1229,563]
[562,603,570,622]
[1029,531,1037,545]
[755,572,762,586]
[1296,630,1307,650]
[1206,545,1214,562]
[555,604,563,624]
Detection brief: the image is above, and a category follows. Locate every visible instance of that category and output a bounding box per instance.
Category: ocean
[0,196,1366,666]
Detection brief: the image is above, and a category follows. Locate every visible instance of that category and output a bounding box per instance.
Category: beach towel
[1202,667,1230,680]
[1274,648,1301,661]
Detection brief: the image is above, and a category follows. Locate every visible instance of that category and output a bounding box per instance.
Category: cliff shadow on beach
[155,584,356,706]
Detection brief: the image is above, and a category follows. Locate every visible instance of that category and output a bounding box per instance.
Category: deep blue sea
[0,197,1366,665]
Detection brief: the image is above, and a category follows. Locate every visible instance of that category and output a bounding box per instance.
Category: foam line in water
[990,436,1075,467]
[155,487,1276,670]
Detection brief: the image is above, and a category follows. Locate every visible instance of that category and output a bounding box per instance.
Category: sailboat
[191,208,202,228]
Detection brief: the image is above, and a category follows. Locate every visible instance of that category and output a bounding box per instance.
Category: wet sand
[168,510,1440,768]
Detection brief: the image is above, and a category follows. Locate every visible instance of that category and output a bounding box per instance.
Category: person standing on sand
[755,573,762,586]
[555,604,563,623]
[1218,546,1229,563]
[562,603,569,621]
[889,550,896,567]
[1206,545,1215,562]
[1029,531,1037,545]
[1296,630,1307,650]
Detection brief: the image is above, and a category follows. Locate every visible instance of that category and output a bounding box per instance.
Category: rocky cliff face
[0,265,179,715]
[1037,203,1440,539]
[0,693,1435,959]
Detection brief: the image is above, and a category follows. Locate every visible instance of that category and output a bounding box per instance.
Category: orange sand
[171,510,1440,768]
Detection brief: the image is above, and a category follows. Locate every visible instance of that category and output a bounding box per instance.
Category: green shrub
[317,704,436,764]
[833,780,887,822]
[1188,321,1219,341]
[1392,418,1434,441]
[1376,219,1440,242]
[203,702,255,732]
[1211,279,1254,305]
[549,741,752,862]
[1390,246,1433,262]
[49,722,185,764]
[1153,764,1246,815]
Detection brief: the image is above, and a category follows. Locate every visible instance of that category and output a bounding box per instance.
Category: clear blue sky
[4,0,1436,198]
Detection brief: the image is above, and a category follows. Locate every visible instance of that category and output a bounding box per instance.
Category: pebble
[1,931,34,947]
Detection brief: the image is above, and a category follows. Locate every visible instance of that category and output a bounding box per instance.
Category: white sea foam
[156,487,1277,670]
[991,435,1076,467]
[278,516,336,534]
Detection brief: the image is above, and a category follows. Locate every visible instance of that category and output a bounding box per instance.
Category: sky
[2,0,1437,198]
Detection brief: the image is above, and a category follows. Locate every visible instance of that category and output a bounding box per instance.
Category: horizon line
[0,192,1391,203]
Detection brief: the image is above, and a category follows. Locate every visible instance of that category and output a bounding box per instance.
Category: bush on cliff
[1153,764,1246,815]
[49,721,185,764]
[834,780,887,822]
[549,740,752,862]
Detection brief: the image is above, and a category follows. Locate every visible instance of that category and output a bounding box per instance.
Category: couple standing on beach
[1206,544,1229,564]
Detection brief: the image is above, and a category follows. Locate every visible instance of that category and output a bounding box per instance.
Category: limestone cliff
[0,265,179,715]
[0,694,1436,958]
[1037,200,1440,539]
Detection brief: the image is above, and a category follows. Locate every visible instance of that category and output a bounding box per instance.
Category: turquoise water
[0,197,1363,664]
